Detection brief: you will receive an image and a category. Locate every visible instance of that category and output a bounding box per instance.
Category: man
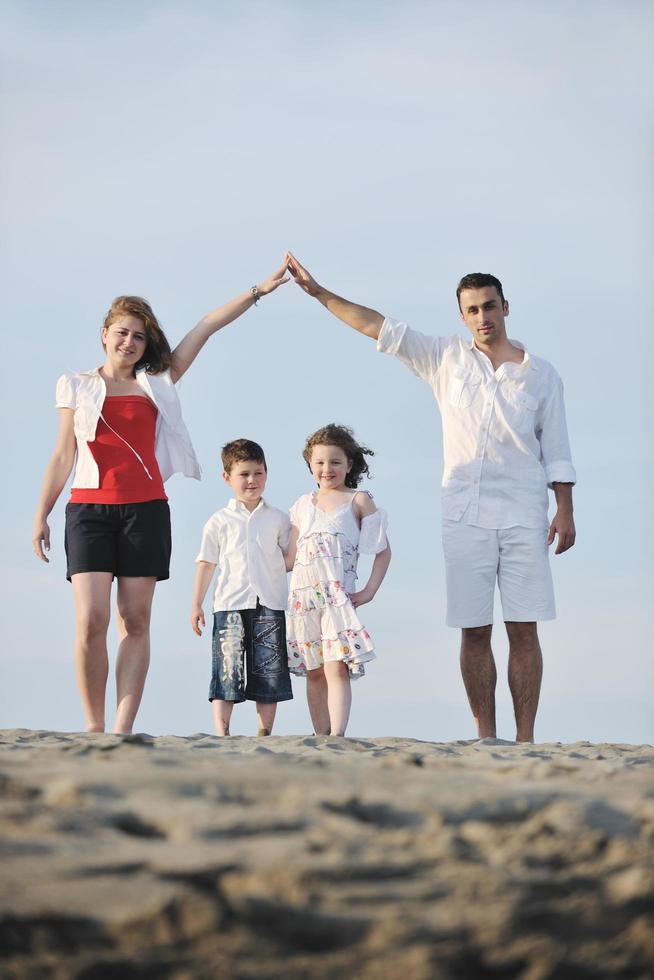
[287,253,576,743]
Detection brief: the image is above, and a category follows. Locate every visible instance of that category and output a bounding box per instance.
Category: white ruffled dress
[287,492,389,679]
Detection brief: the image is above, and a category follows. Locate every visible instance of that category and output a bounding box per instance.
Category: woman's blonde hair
[102,296,172,374]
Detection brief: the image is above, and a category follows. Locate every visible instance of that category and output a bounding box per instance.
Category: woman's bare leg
[306,666,331,734]
[324,660,352,736]
[114,576,157,734]
[71,572,113,732]
[211,699,234,736]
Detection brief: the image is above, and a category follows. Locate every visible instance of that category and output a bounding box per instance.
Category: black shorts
[65,501,172,581]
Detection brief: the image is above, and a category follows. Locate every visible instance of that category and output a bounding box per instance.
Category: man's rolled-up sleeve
[377,317,445,385]
[539,375,576,488]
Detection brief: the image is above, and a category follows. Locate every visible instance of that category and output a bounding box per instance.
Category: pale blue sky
[1,0,652,741]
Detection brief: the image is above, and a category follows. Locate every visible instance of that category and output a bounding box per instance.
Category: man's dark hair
[456,273,506,310]
[221,438,267,473]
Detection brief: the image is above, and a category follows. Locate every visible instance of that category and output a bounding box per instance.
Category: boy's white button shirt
[196,499,291,612]
[378,317,576,529]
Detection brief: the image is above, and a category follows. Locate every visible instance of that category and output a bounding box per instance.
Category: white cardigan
[55,367,201,488]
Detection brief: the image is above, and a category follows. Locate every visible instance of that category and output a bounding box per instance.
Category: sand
[0,729,653,979]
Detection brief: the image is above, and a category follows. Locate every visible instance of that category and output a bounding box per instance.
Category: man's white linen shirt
[378,317,576,529]
[196,499,291,612]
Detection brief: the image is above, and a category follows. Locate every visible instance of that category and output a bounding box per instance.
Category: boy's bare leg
[211,699,234,736]
[256,701,276,735]
[505,621,542,743]
[324,660,352,736]
[460,625,497,739]
[306,666,331,735]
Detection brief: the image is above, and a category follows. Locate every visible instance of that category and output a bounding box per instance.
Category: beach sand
[1,729,652,978]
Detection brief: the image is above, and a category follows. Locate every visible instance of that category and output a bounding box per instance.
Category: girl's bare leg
[211,699,234,736]
[71,572,113,732]
[256,702,277,734]
[324,660,352,736]
[306,666,331,735]
[114,576,157,734]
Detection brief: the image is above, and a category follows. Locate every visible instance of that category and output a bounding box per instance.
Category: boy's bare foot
[257,728,270,737]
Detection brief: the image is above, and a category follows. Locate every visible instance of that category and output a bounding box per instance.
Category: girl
[32,260,289,735]
[286,423,391,736]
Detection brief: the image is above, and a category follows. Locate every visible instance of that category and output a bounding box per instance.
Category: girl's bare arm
[350,543,392,608]
[284,525,299,572]
[350,491,391,607]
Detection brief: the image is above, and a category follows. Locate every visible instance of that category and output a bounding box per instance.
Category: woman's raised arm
[32,409,77,562]
[169,257,290,383]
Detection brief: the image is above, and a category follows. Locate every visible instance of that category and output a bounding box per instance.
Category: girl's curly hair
[302,423,374,489]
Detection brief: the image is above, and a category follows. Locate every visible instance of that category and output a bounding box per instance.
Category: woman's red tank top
[70,396,167,504]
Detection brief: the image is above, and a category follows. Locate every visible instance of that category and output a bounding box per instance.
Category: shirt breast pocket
[447,367,482,408]
[503,385,539,428]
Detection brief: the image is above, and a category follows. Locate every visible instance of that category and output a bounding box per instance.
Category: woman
[32,260,288,734]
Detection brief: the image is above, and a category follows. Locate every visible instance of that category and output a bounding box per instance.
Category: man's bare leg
[505,621,542,743]
[306,666,331,735]
[460,625,496,738]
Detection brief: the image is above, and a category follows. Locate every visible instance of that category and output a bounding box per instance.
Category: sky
[1,0,652,742]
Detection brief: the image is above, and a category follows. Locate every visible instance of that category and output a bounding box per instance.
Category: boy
[191,439,293,735]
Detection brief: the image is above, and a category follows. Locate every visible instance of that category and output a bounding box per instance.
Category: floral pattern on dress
[286,493,387,680]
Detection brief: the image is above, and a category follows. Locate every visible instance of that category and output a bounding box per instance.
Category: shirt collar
[227,497,266,514]
[468,337,537,371]
[508,340,537,370]
[79,366,151,378]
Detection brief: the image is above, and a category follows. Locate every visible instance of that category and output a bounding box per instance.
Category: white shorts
[442,521,556,628]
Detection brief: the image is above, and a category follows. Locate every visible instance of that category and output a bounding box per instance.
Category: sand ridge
[1,729,653,978]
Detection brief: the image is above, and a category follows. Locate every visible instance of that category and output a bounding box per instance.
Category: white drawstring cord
[99,413,154,480]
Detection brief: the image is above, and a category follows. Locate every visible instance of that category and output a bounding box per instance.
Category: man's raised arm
[287,252,383,340]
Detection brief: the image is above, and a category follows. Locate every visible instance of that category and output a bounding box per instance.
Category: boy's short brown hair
[221,438,267,474]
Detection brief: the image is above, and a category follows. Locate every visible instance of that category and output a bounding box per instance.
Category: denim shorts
[209,602,293,704]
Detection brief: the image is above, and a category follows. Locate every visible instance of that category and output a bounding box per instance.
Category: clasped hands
[257,252,321,300]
